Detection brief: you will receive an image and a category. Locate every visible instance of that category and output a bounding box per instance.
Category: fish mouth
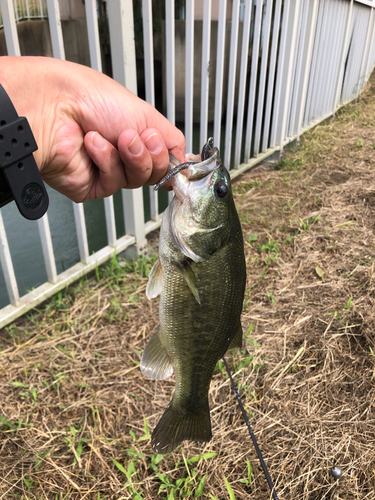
[154,138,221,191]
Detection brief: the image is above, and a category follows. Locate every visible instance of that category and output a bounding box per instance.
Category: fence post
[107,0,147,256]
[0,0,20,55]
[0,209,19,306]
[46,0,65,59]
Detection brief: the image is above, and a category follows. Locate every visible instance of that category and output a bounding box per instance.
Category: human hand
[0,56,185,203]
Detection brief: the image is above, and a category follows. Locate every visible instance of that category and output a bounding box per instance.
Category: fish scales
[141,139,246,453]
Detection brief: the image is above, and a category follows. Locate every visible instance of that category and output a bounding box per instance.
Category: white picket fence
[1,0,375,329]
[0,0,47,28]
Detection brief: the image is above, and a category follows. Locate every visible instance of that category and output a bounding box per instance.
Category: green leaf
[194,474,206,497]
[168,489,175,500]
[111,457,127,475]
[246,457,253,488]
[31,388,38,401]
[224,476,236,500]
[142,416,151,439]
[23,475,33,489]
[186,452,217,464]
[247,233,258,242]
[315,266,325,281]
[35,450,50,471]
[209,494,219,500]
[10,381,29,388]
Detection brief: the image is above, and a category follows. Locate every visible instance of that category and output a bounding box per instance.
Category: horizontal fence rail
[1,0,375,329]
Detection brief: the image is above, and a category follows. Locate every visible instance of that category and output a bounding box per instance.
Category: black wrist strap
[0,84,48,220]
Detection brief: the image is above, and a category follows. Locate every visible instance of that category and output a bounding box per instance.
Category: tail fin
[151,400,212,454]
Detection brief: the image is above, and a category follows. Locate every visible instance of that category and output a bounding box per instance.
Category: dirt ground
[2,80,375,499]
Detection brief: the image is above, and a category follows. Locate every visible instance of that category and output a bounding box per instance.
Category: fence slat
[86,0,102,72]
[86,0,117,245]
[365,7,375,81]
[46,0,65,59]
[288,0,308,137]
[0,209,19,306]
[358,6,374,94]
[262,0,282,152]
[253,0,273,156]
[0,0,20,55]
[73,203,89,264]
[303,0,324,127]
[107,0,145,247]
[107,0,138,94]
[234,0,252,167]
[224,0,240,169]
[165,0,175,125]
[278,1,301,150]
[200,0,211,150]
[296,0,319,139]
[142,0,158,220]
[104,197,116,247]
[244,0,263,161]
[122,188,147,250]
[142,0,155,107]
[333,0,354,110]
[38,214,57,284]
[185,0,195,153]
[213,0,227,149]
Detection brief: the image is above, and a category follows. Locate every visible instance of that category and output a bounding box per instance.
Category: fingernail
[91,131,107,150]
[145,133,163,154]
[128,133,143,156]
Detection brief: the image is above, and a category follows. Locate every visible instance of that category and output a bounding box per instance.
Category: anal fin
[141,326,174,380]
[228,324,243,350]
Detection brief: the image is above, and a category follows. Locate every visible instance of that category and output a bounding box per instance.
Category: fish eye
[215,182,228,199]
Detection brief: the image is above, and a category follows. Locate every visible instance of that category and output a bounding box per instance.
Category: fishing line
[222,356,280,500]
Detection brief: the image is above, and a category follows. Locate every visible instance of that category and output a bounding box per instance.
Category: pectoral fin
[141,326,174,380]
[228,324,243,350]
[146,258,163,299]
[173,260,201,304]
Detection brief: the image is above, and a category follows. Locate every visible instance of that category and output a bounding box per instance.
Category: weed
[224,475,236,500]
[247,233,258,243]
[267,291,275,304]
[258,239,280,266]
[355,138,365,150]
[239,457,253,488]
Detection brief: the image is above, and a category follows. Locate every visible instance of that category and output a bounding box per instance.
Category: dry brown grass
[2,77,375,499]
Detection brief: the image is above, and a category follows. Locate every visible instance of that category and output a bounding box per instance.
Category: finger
[117,129,159,189]
[140,129,171,186]
[84,131,128,198]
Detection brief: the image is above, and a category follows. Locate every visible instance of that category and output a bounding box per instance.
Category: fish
[140,139,246,454]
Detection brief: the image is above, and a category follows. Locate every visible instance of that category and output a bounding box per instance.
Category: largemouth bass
[141,139,246,454]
